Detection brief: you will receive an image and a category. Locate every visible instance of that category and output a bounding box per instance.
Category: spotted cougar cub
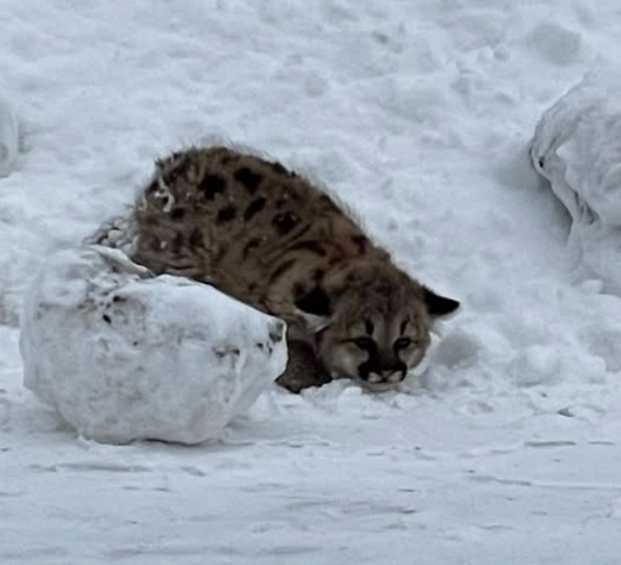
[125,146,459,392]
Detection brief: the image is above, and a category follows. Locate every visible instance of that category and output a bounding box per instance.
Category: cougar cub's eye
[393,337,413,351]
[352,337,375,350]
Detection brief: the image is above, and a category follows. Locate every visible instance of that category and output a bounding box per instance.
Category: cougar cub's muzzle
[358,358,408,390]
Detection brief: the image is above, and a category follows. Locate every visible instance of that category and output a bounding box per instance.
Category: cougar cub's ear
[294,287,332,332]
[422,286,460,317]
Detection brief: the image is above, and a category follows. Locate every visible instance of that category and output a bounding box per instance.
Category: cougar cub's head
[294,261,459,391]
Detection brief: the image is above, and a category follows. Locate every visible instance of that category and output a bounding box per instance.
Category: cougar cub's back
[131,146,459,391]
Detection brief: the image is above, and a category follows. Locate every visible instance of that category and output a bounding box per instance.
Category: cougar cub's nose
[383,370,404,383]
[366,370,405,384]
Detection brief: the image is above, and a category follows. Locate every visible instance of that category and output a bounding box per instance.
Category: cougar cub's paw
[276,340,333,393]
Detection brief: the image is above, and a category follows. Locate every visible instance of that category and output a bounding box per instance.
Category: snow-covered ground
[2,0,621,563]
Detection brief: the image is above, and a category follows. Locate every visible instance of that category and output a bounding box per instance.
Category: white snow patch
[19,245,287,444]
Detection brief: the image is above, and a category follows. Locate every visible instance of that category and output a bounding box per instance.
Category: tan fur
[127,146,459,392]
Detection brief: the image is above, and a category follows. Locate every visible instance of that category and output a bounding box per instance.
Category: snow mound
[530,71,621,290]
[19,245,287,444]
[0,96,19,177]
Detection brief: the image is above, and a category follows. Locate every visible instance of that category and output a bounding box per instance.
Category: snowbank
[531,71,621,289]
[19,245,287,444]
[0,96,19,177]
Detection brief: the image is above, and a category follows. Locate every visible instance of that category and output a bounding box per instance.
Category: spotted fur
[128,146,459,392]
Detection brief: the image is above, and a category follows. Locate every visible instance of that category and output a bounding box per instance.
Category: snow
[0,96,19,178]
[2,0,621,563]
[20,245,286,444]
[531,70,621,292]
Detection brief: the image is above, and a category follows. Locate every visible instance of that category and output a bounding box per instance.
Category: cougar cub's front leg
[276,340,333,393]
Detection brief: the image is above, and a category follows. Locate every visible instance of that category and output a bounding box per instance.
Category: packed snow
[20,245,286,444]
[3,0,621,563]
[531,70,621,293]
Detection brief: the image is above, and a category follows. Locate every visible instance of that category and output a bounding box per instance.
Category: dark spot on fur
[294,286,331,317]
[351,235,367,255]
[244,197,267,221]
[147,181,158,194]
[273,212,299,235]
[400,319,409,335]
[270,161,295,177]
[365,320,374,335]
[170,207,185,220]
[313,268,325,283]
[217,205,237,223]
[268,259,297,285]
[199,174,227,200]
[288,240,327,256]
[189,228,203,247]
[112,295,127,304]
[102,314,112,324]
[243,238,261,258]
[234,167,263,195]
[271,162,287,174]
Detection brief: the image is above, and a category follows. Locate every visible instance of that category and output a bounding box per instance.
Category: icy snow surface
[531,70,621,292]
[20,245,286,444]
[3,0,621,563]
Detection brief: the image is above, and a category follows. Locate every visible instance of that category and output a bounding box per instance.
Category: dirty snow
[2,0,621,563]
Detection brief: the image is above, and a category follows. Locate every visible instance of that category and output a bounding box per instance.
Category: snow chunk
[530,71,621,290]
[19,246,287,444]
[0,96,19,177]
